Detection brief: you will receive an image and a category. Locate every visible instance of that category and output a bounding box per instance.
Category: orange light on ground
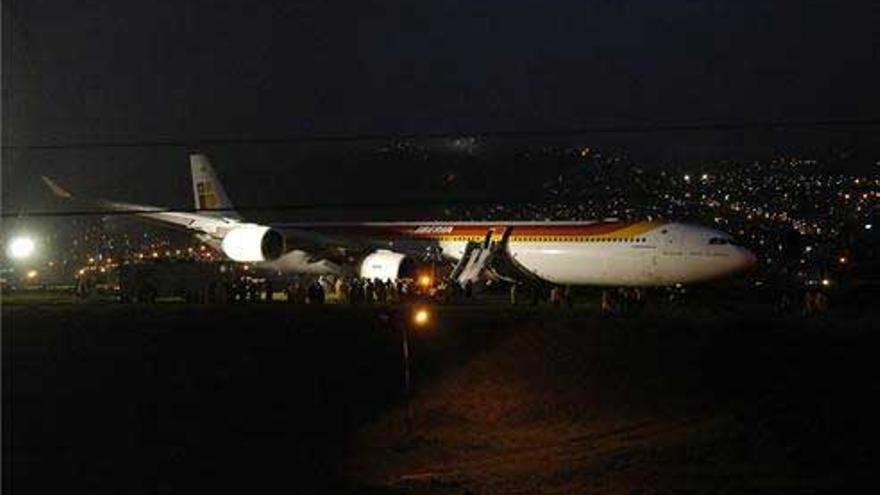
[821,279,831,287]
[26,270,38,279]
[412,307,430,327]
[839,257,848,264]
[418,274,432,288]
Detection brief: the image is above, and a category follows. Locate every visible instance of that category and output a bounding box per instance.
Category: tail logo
[196,181,219,209]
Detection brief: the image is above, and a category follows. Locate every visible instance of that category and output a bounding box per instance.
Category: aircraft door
[654,224,684,283]
[659,224,684,254]
[641,252,658,283]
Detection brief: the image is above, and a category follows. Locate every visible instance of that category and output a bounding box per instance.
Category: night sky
[3,0,880,212]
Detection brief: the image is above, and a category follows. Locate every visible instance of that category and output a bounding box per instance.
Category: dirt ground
[349,307,879,494]
[4,301,878,493]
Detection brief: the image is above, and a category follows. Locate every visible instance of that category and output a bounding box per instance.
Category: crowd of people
[231,275,442,305]
[283,276,414,305]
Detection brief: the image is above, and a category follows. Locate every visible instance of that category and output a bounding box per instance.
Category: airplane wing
[41,155,429,265]
[273,225,401,263]
[40,175,365,263]
[40,176,238,240]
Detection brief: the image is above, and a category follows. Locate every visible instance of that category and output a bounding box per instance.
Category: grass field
[4,299,878,493]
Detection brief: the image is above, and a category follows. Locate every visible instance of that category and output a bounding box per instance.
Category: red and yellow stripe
[406,221,663,243]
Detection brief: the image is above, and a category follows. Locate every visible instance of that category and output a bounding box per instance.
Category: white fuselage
[265,221,756,287]
[436,222,755,286]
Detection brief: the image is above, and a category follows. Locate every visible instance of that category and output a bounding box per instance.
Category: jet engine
[359,249,422,281]
[220,224,285,262]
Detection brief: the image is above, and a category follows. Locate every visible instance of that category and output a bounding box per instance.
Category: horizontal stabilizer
[41,176,74,199]
[38,173,236,238]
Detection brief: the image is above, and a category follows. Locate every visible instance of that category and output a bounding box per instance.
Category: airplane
[42,154,757,288]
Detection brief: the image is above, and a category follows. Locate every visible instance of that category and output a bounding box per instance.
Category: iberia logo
[196,181,218,209]
[414,226,454,234]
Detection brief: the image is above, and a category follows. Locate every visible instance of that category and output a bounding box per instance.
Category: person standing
[264,278,274,303]
[550,286,562,307]
[601,290,613,315]
[349,279,362,306]
[375,278,387,305]
[335,277,347,304]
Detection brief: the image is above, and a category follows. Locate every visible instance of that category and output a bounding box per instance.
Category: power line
[0,197,547,219]
[4,118,880,151]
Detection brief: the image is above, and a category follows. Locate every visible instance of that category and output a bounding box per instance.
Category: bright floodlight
[8,237,36,260]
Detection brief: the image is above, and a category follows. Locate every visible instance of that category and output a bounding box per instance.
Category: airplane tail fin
[190,154,241,219]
